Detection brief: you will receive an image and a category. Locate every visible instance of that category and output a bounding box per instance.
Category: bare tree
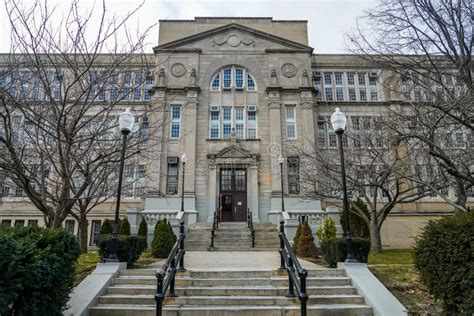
[300,122,427,253]
[0,0,162,246]
[347,0,473,212]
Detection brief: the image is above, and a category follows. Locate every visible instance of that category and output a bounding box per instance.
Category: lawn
[368,249,443,315]
[75,250,100,286]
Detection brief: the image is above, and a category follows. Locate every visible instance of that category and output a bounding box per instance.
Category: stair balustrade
[210,209,219,248]
[155,221,186,316]
[247,208,255,248]
[278,220,308,316]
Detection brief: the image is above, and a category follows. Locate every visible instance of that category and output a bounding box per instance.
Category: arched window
[210,66,257,91]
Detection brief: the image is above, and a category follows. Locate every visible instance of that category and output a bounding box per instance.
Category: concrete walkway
[146,251,325,270]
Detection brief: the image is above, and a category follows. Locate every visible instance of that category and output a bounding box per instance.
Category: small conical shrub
[137,217,148,237]
[119,217,131,236]
[100,219,113,235]
[297,221,318,258]
[293,223,303,254]
[151,219,176,258]
[316,216,337,242]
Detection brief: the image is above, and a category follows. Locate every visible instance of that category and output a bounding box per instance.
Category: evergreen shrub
[98,235,147,267]
[0,226,81,316]
[414,212,474,313]
[297,221,318,257]
[292,223,302,254]
[137,217,148,237]
[320,238,370,267]
[119,217,131,236]
[151,219,176,258]
[100,218,113,235]
[316,216,337,242]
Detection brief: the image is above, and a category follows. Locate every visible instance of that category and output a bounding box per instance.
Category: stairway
[89,267,372,315]
[184,222,280,251]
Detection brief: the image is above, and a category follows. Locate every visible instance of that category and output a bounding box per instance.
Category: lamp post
[105,107,134,262]
[180,153,187,213]
[330,108,357,263]
[278,154,285,213]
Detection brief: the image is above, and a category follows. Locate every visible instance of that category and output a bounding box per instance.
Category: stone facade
[1,17,470,248]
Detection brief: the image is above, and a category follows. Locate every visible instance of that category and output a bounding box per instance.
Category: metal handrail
[247,208,255,248]
[279,220,308,316]
[155,221,186,316]
[210,209,219,248]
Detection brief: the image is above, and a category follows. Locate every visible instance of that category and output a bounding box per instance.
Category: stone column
[183,89,198,194]
[207,163,217,223]
[268,89,283,193]
[148,89,166,194]
[300,90,316,153]
[248,163,260,222]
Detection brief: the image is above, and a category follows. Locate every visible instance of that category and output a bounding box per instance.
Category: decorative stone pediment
[154,23,313,53]
[207,145,260,164]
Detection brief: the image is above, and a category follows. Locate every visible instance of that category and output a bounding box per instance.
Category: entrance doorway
[219,168,247,222]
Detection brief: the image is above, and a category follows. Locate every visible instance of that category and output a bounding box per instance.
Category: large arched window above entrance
[210,66,257,91]
[208,66,258,140]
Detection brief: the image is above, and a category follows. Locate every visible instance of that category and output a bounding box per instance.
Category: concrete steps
[184,222,280,252]
[90,268,372,316]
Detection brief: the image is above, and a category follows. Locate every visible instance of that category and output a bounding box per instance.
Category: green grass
[74,251,100,286]
[368,249,443,315]
[368,248,414,265]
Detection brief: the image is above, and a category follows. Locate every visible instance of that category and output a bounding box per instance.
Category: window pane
[325,88,333,101]
[235,108,244,139]
[223,68,232,88]
[287,157,300,194]
[247,74,255,90]
[324,73,332,85]
[90,220,101,246]
[358,73,366,86]
[235,69,244,88]
[335,73,343,85]
[167,158,179,194]
[171,106,181,138]
[247,112,256,139]
[212,74,220,90]
[336,87,344,101]
[210,111,220,139]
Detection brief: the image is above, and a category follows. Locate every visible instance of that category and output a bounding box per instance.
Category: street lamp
[180,153,187,213]
[278,154,285,213]
[105,107,135,262]
[330,108,357,263]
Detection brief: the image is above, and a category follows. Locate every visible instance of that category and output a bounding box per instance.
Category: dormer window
[210,66,257,91]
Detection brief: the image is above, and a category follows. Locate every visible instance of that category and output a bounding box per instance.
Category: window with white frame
[317,116,326,147]
[328,122,337,148]
[369,74,379,101]
[166,157,179,195]
[287,157,300,194]
[170,105,181,139]
[124,164,146,198]
[286,106,296,139]
[210,67,256,91]
[208,106,257,140]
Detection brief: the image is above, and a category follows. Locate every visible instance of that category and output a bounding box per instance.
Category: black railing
[247,208,255,248]
[279,220,308,316]
[210,209,219,248]
[155,221,186,316]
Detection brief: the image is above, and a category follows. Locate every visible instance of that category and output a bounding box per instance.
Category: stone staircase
[184,222,280,251]
[89,268,372,315]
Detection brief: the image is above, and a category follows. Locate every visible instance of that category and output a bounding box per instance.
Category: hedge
[320,237,370,267]
[0,226,81,316]
[98,235,147,267]
[414,211,474,313]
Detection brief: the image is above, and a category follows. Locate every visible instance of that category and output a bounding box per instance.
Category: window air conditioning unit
[146,70,153,79]
[167,156,179,164]
[312,71,322,79]
[210,105,220,112]
[374,116,385,123]
[247,105,257,113]
[369,71,378,78]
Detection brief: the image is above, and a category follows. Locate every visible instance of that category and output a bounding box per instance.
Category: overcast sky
[0,0,374,53]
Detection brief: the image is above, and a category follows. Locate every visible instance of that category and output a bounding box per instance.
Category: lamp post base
[344,258,359,263]
[103,257,119,263]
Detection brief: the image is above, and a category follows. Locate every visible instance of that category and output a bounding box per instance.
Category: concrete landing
[147,251,325,270]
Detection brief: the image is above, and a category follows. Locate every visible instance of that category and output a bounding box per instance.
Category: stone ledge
[338,262,408,316]
[66,262,127,316]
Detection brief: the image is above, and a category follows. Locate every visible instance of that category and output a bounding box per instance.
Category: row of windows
[313,71,379,102]
[209,107,257,139]
[211,67,256,91]
[1,219,38,227]
[400,73,465,102]
[0,70,154,102]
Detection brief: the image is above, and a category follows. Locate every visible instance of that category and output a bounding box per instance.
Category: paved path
[146,251,325,270]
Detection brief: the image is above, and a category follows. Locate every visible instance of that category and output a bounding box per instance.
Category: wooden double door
[219,168,247,222]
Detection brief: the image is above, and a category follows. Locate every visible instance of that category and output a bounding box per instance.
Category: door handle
[234,207,237,213]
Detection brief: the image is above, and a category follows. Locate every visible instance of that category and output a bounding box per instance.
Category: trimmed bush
[0,226,81,316]
[119,217,131,236]
[292,223,302,254]
[100,218,113,235]
[137,217,148,237]
[316,216,337,242]
[297,221,318,257]
[320,238,370,268]
[340,199,370,238]
[151,219,176,258]
[414,212,474,313]
[98,235,147,267]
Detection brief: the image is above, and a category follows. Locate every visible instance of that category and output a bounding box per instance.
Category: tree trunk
[369,217,383,253]
[78,216,89,253]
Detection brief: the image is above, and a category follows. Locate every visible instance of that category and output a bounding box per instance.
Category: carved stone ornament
[212,33,255,47]
[171,63,186,77]
[281,63,297,78]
